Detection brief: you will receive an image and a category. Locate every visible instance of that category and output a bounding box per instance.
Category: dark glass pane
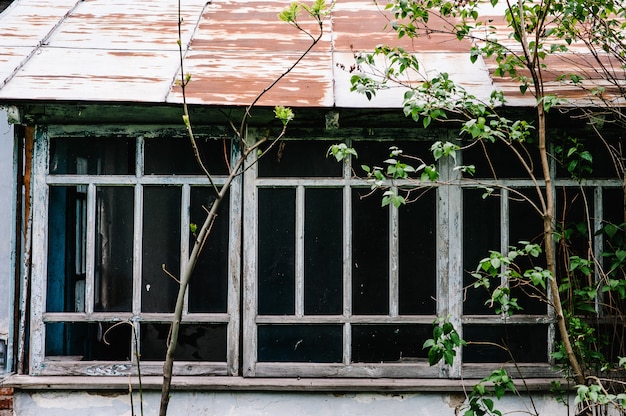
[509,188,546,315]
[188,187,229,313]
[602,188,626,316]
[399,190,436,315]
[556,187,593,257]
[94,187,134,312]
[45,322,131,361]
[352,188,389,315]
[258,188,296,315]
[462,140,540,179]
[463,188,500,315]
[304,188,343,315]
[142,186,181,313]
[509,188,544,246]
[352,140,434,179]
[258,325,342,362]
[463,324,548,363]
[144,137,229,175]
[258,141,341,177]
[597,323,626,363]
[555,134,621,179]
[47,186,86,313]
[554,187,594,315]
[352,324,431,363]
[603,187,624,226]
[50,137,134,175]
[140,323,227,361]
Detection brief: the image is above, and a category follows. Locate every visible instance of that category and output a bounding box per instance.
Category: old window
[29,128,622,380]
[32,134,239,376]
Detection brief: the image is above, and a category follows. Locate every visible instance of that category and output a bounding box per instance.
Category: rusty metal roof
[0,0,622,108]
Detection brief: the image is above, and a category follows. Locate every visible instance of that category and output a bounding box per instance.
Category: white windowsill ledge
[2,375,565,392]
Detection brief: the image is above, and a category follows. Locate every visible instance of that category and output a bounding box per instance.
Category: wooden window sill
[2,374,565,392]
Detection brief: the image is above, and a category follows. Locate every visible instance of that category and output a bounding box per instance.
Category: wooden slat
[228,140,243,376]
[4,374,568,392]
[254,362,440,379]
[36,361,228,377]
[27,127,50,375]
[242,143,259,377]
[255,315,437,324]
[295,185,305,318]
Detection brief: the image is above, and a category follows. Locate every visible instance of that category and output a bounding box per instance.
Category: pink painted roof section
[0,0,622,107]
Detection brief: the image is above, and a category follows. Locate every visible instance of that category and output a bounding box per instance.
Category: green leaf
[274,106,295,125]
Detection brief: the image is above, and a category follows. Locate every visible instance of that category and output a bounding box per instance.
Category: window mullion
[84,183,96,315]
[500,187,509,321]
[228,139,242,376]
[343,143,352,366]
[29,128,49,374]
[594,186,603,317]
[132,137,144,362]
[295,185,305,318]
[389,187,399,318]
[440,134,462,378]
[133,184,143,317]
[132,137,144,318]
[242,143,258,377]
[180,183,191,315]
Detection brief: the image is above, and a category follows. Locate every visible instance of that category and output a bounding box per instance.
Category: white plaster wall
[13,390,585,416]
[0,109,14,373]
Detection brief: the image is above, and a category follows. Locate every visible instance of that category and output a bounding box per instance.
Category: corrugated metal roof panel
[0,0,79,47]
[0,48,181,102]
[0,0,622,108]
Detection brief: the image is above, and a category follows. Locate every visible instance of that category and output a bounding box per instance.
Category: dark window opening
[258,325,342,363]
[352,324,431,363]
[352,188,389,315]
[45,322,131,361]
[304,188,343,315]
[142,186,181,313]
[463,324,548,363]
[258,187,296,315]
[398,189,436,315]
[50,137,134,175]
[140,323,227,362]
[47,186,86,313]
[188,187,230,313]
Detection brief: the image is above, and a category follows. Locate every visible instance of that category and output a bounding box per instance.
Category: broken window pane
[140,323,227,362]
[45,322,131,361]
[47,186,87,313]
[94,187,134,312]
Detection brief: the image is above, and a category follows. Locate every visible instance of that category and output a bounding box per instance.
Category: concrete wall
[0,109,14,374]
[13,390,581,416]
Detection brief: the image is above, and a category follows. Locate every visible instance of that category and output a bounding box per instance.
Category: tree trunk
[537,104,585,386]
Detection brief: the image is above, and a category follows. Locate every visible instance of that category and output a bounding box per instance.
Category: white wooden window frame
[27,128,622,380]
[241,134,623,379]
[29,128,241,376]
